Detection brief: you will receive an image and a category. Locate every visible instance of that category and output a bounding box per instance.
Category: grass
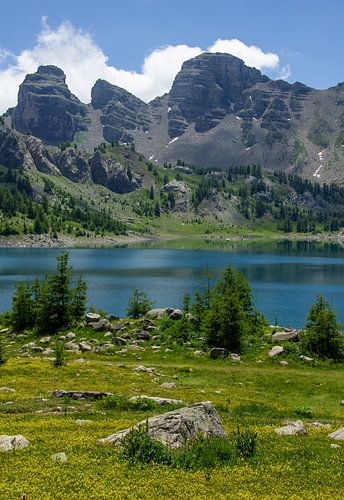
[0,333,344,498]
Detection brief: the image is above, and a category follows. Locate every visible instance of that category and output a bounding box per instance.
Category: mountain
[4,54,344,183]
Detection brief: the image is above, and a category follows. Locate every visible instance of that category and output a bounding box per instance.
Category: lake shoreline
[0,231,344,249]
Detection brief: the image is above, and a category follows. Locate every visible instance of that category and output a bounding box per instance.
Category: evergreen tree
[127,289,154,319]
[11,283,34,332]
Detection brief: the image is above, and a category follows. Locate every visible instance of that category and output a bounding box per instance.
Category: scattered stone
[210,348,228,359]
[230,353,241,361]
[275,420,307,436]
[43,348,54,356]
[151,345,161,350]
[99,401,226,448]
[103,332,112,338]
[52,390,112,400]
[194,350,204,355]
[0,328,10,334]
[160,382,177,389]
[96,342,115,352]
[300,355,313,362]
[330,443,340,449]
[75,419,92,425]
[169,309,183,320]
[146,308,169,320]
[136,331,150,341]
[272,330,299,342]
[112,323,124,332]
[86,312,101,323]
[117,348,128,354]
[90,319,110,332]
[0,387,16,393]
[328,428,344,440]
[280,361,289,366]
[112,337,127,345]
[51,452,68,463]
[308,422,330,429]
[0,435,29,452]
[127,344,145,351]
[128,396,184,405]
[269,346,284,357]
[22,342,36,350]
[79,342,92,352]
[185,313,197,322]
[66,341,79,350]
[66,332,76,340]
[340,400,344,406]
[134,365,154,373]
[40,336,52,344]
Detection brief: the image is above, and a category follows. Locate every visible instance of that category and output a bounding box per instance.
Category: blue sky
[0,0,343,111]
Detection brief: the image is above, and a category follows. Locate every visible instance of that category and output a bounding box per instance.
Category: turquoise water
[0,241,344,328]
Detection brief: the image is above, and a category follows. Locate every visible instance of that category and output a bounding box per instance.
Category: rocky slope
[5,56,344,183]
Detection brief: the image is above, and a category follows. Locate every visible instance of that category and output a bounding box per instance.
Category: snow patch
[235,116,242,120]
[168,107,171,112]
[149,155,155,161]
[246,147,251,151]
[166,136,179,147]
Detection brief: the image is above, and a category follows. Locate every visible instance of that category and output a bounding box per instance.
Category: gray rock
[135,331,150,341]
[275,420,307,436]
[280,361,289,366]
[328,428,344,440]
[75,419,92,425]
[268,346,284,357]
[89,319,110,332]
[66,332,76,340]
[86,312,101,323]
[51,452,68,463]
[127,344,145,351]
[160,382,177,389]
[168,308,184,320]
[163,181,191,212]
[330,443,340,449]
[230,353,241,361]
[134,365,154,373]
[300,355,313,362]
[0,387,16,393]
[79,342,92,352]
[272,330,299,341]
[210,348,228,359]
[112,337,127,345]
[0,435,29,452]
[99,401,226,448]
[128,396,184,406]
[340,400,344,406]
[146,308,169,320]
[40,336,52,344]
[52,390,112,400]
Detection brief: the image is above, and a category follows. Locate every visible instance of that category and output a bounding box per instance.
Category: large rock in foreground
[99,401,226,448]
[328,428,344,440]
[0,435,29,452]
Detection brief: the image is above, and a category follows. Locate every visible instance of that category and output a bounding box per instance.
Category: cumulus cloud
[0,19,288,113]
[278,64,292,80]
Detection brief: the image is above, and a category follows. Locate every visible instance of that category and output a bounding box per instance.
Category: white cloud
[278,64,292,80]
[208,38,279,70]
[0,19,288,114]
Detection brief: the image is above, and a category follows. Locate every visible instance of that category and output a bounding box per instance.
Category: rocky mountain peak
[167,52,269,137]
[12,65,89,144]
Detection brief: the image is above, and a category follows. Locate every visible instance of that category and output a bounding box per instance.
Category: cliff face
[91,79,150,143]
[8,55,344,183]
[12,66,89,144]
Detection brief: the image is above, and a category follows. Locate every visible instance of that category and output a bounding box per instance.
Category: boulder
[40,336,52,344]
[128,396,184,406]
[86,312,101,323]
[268,346,284,357]
[275,420,307,436]
[160,382,177,389]
[330,443,340,449]
[99,401,227,448]
[146,308,169,320]
[210,348,228,359]
[272,330,299,341]
[328,428,344,440]
[280,361,289,366]
[300,355,313,362]
[51,452,68,463]
[135,331,150,341]
[52,390,112,400]
[0,387,16,393]
[78,342,92,352]
[230,353,241,361]
[169,309,184,320]
[0,435,29,452]
[90,319,110,332]
[66,332,76,340]
[75,419,92,425]
[112,337,127,345]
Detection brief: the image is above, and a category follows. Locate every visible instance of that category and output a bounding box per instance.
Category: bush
[127,289,154,319]
[0,333,7,366]
[235,426,258,458]
[175,435,234,470]
[53,341,66,368]
[301,295,344,361]
[120,423,172,465]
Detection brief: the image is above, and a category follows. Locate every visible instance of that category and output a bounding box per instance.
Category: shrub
[127,289,154,319]
[301,295,344,361]
[175,435,234,471]
[100,395,129,410]
[0,333,7,366]
[53,341,66,368]
[120,423,172,465]
[235,426,258,458]
[295,406,313,419]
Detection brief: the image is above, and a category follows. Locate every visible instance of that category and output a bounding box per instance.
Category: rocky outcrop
[91,79,150,143]
[13,65,89,144]
[0,435,29,452]
[52,390,112,400]
[0,126,58,174]
[275,421,307,436]
[89,150,142,193]
[54,148,90,183]
[163,180,190,212]
[99,401,227,448]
